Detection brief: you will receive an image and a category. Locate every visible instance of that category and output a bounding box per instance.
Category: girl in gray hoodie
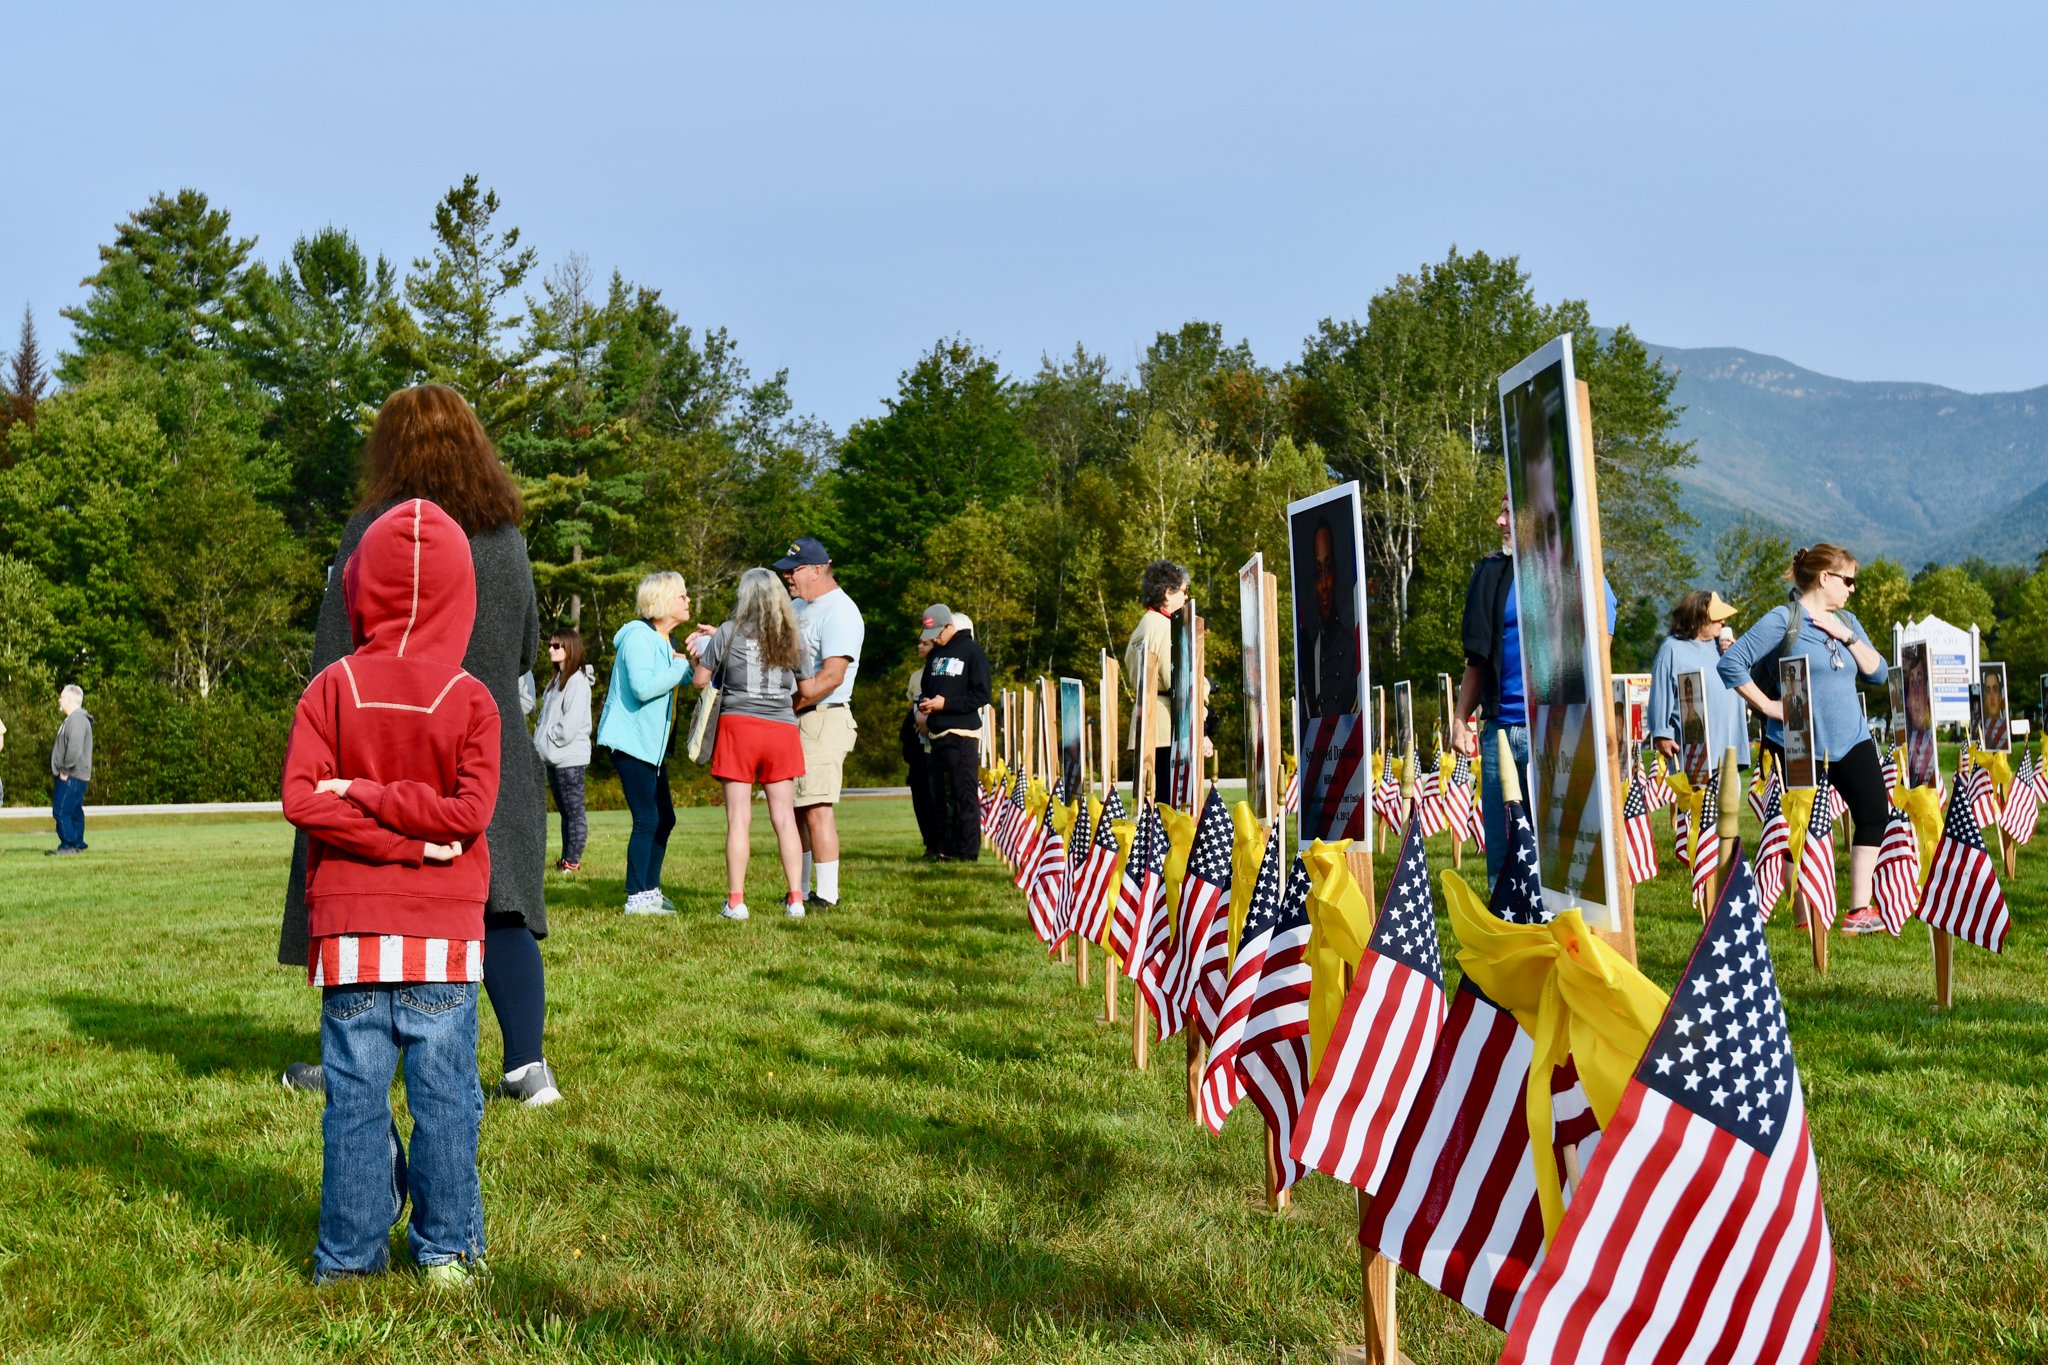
[534,628,595,871]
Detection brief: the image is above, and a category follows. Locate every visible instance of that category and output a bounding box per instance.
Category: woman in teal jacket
[597,571,695,914]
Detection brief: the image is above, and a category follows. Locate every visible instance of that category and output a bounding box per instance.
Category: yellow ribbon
[1970,745,2014,798]
[1372,750,1385,789]
[1228,801,1267,958]
[1158,802,1197,936]
[1051,796,1079,840]
[1445,869,1669,1246]
[1097,818,1138,961]
[1303,839,1373,1070]
[1895,785,1944,885]
[1665,770,1706,866]
[1782,786,1817,885]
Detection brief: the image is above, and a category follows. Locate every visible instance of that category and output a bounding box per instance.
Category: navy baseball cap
[773,537,831,571]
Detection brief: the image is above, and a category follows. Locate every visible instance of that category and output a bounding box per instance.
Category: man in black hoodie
[915,604,991,862]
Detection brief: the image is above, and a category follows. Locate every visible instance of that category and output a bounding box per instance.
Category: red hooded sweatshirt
[282,498,501,944]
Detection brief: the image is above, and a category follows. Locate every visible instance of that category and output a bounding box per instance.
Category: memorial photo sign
[1288,481,1370,849]
[1780,656,1817,790]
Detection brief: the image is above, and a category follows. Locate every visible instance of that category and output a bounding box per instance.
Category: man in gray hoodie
[49,684,93,855]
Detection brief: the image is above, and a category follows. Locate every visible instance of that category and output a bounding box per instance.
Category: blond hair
[636,571,689,621]
[731,567,802,671]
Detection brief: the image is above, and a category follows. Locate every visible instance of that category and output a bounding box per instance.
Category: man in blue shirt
[1454,494,1616,883]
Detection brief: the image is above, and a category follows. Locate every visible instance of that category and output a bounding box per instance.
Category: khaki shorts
[795,705,858,806]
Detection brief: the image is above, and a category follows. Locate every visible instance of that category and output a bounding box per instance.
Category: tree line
[3,178,2036,805]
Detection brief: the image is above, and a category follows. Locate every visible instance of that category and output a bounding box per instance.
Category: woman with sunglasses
[534,628,594,872]
[1718,543,1890,933]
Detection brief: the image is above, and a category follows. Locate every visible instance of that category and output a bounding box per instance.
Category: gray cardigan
[278,509,548,965]
[534,665,595,766]
[51,709,94,782]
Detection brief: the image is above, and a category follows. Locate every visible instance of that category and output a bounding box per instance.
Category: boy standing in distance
[47,684,93,855]
[777,537,864,908]
[916,604,993,861]
[281,499,501,1287]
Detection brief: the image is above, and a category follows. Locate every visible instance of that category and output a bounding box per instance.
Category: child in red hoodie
[282,498,501,1286]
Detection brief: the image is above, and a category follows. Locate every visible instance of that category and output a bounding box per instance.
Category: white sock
[802,853,814,897]
[815,860,840,902]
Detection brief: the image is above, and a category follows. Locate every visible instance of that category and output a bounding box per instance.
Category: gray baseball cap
[919,604,954,641]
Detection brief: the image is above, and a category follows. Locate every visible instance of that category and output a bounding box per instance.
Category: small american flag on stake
[1292,806,1446,1190]
[1794,779,1839,931]
[1107,800,1167,976]
[1198,830,1288,1132]
[1139,788,1232,1041]
[1500,842,1834,1365]
[1283,762,1299,814]
[2002,751,2040,846]
[1070,789,1127,946]
[1754,772,1790,915]
[1689,772,1722,913]
[1920,773,2012,954]
[1963,756,2000,832]
[1023,803,1069,950]
[1415,750,1449,838]
[1871,808,1921,937]
[1442,750,1481,850]
[1198,820,1280,1048]
[1623,761,1659,886]
[1232,855,1316,1193]
[1373,760,1403,830]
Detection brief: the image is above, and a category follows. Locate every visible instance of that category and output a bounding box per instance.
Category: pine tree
[403,176,537,434]
[57,189,255,381]
[3,305,48,434]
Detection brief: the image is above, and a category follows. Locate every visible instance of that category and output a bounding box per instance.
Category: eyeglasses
[548,644,565,651]
[1830,572,1857,589]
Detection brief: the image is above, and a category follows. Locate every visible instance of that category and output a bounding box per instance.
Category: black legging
[482,912,546,1074]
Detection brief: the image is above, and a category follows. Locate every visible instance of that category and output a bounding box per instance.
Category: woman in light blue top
[1648,589,1749,772]
[596,571,695,914]
[1717,544,1890,933]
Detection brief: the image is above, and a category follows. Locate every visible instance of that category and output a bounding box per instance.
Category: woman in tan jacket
[1125,560,1188,809]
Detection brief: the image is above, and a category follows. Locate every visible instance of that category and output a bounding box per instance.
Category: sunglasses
[1830,572,1857,588]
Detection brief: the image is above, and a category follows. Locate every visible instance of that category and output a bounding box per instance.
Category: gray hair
[60,684,84,707]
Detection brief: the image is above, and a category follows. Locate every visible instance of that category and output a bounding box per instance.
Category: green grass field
[0,795,2044,1363]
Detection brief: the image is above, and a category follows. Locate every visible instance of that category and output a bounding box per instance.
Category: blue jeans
[613,751,675,895]
[52,775,86,849]
[316,982,484,1279]
[1480,721,1531,887]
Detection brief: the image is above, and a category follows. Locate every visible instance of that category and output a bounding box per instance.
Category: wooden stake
[1265,1125,1289,1212]
[1710,746,1741,908]
[1931,924,1954,1009]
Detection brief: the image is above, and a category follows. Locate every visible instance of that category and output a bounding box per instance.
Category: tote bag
[687,667,723,765]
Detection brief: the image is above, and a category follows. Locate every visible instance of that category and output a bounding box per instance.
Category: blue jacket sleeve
[622,629,691,703]
[1717,607,1782,692]
[1647,639,1678,742]
[1846,613,1888,684]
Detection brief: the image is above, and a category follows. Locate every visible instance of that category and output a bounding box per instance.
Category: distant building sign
[1894,615,1977,728]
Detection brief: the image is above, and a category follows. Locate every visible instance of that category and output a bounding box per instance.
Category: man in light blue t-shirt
[777,537,865,908]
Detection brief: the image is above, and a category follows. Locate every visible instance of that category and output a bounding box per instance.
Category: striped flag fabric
[1358,797,1598,1330]
[1293,807,1446,1191]
[2032,746,2048,805]
[1920,774,2012,954]
[1198,836,1294,1132]
[1500,843,1834,1365]
[1070,789,1128,946]
[1671,791,1693,871]
[2001,752,2040,846]
[1372,760,1403,830]
[1139,789,1234,1040]
[1870,809,1922,937]
[1795,779,1839,931]
[1200,819,1282,1047]
[1441,751,1480,848]
[1690,773,1722,913]
[1879,748,1901,796]
[1963,758,2000,832]
[1748,764,1771,825]
[1283,763,1300,814]
[1107,802,1168,979]
[1012,790,1050,890]
[1827,781,1849,823]
[1233,855,1317,1193]
[1023,804,1069,949]
[1623,763,1659,887]
[1647,757,1677,811]
[1754,773,1790,915]
[1415,750,1450,838]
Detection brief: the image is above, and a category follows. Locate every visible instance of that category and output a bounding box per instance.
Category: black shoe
[281,1062,325,1094]
[805,893,839,910]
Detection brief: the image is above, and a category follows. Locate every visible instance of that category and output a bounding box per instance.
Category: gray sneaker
[282,1062,325,1094]
[497,1060,561,1107]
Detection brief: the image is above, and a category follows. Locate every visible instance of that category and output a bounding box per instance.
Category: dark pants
[1130,747,1172,813]
[546,764,588,864]
[613,751,675,895]
[482,913,547,1075]
[905,726,942,855]
[53,775,86,849]
[928,734,982,860]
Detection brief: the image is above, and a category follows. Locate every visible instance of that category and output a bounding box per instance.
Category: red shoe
[556,859,580,873]
[1839,908,1884,935]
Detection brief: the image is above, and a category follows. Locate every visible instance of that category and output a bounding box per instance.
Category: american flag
[978,775,996,839]
[997,774,1027,862]
[1441,751,1481,850]
[1107,801,1167,979]
[2032,746,2048,805]
[1871,809,1922,937]
[1500,843,1834,1365]
[1372,759,1404,830]
[1647,755,1677,811]
[1139,789,1233,1040]
[1920,773,2012,954]
[1690,772,1722,914]
[1748,764,1771,825]
[1198,837,1295,1132]
[1795,780,1838,931]
[1826,780,1848,823]
[2002,752,2040,846]
[1199,820,1281,1048]
[1233,855,1317,1193]
[1415,749,1450,838]
[1358,798,1601,1330]
[1623,762,1659,887]
[1754,772,1790,915]
[1293,806,1446,1191]
[1963,757,2000,832]
[1011,791,1049,890]
[1070,790,1127,946]
[1023,803,1069,949]
[1283,762,1300,814]
[1671,790,1693,871]
[1879,747,1901,796]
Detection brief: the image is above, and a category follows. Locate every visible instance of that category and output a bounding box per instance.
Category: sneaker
[1840,908,1885,936]
[554,858,581,873]
[805,893,839,910]
[659,893,677,913]
[720,903,750,921]
[282,1062,326,1094]
[497,1060,561,1107]
[47,846,82,857]
[624,892,675,916]
[422,1257,488,1290]
[785,899,807,919]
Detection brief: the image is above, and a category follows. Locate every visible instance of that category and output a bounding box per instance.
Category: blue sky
[9,2,2044,431]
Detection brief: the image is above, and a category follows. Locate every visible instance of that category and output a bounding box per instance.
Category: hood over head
[343,498,477,665]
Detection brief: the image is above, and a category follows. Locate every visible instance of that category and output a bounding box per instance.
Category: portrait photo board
[1169,602,1199,809]
[1779,656,1818,790]
[1677,669,1712,785]
[1980,662,2010,752]
[1287,481,1370,851]
[1393,681,1415,764]
[1901,640,1937,788]
[1238,553,1281,824]
[1613,673,1652,747]
[1499,333,1620,929]
[1059,678,1086,799]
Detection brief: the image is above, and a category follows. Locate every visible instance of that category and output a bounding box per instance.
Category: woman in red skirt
[689,568,815,920]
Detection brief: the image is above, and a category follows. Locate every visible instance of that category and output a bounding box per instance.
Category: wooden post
[1132,647,1156,1071]
[1577,379,1637,966]
[1260,568,1284,830]
[1710,746,1741,908]
[1100,653,1121,1026]
[1931,923,1954,1009]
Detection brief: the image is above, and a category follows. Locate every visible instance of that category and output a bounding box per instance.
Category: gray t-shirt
[700,622,815,725]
